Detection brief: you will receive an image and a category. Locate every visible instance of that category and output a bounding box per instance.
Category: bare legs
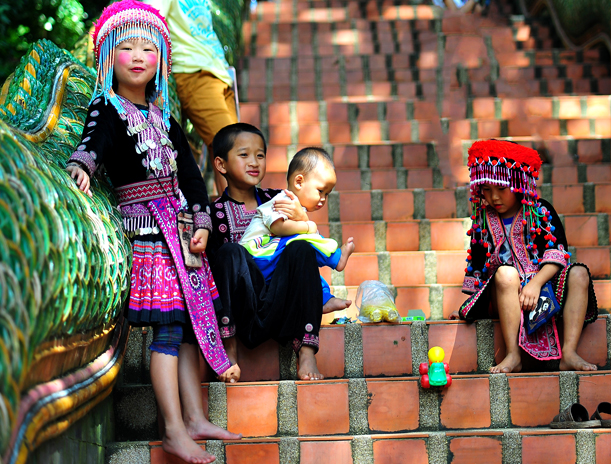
[559,266,597,371]
[490,266,523,373]
[491,265,596,373]
[151,345,242,463]
[151,350,216,464]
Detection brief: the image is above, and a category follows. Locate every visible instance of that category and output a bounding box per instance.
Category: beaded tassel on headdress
[91,0,172,128]
[464,140,567,288]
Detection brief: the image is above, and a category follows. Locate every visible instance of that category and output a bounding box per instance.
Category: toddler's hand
[190,228,209,253]
[66,164,92,197]
[448,311,460,320]
[274,190,308,221]
[519,280,542,312]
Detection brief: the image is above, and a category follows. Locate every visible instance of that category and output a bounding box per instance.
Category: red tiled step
[149,429,611,464]
[156,371,611,444]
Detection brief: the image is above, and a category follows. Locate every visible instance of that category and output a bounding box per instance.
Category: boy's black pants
[211,241,323,352]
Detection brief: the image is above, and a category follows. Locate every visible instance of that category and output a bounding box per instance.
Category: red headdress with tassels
[464,140,561,288]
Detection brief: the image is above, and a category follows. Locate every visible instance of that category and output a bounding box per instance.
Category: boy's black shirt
[207,187,281,266]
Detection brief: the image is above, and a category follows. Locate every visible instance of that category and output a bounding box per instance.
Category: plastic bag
[355,280,399,323]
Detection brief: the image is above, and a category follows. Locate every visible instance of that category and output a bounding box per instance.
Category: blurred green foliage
[0,0,107,83]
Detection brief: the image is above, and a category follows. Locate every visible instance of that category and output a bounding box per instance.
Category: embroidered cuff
[292,333,320,354]
[193,211,213,233]
[219,325,236,339]
[541,249,568,268]
[69,151,97,177]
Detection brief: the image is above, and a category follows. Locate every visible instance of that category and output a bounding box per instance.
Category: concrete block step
[142,429,611,464]
[116,368,611,442]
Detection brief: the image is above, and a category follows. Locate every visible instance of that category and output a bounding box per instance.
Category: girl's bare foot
[297,346,324,380]
[335,237,355,272]
[322,297,352,314]
[490,351,522,373]
[560,351,597,371]
[217,337,241,383]
[163,425,216,464]
[186,418,243,441]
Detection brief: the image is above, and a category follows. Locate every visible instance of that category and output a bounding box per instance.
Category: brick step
[241,79,611,104]
[263,164,611,191]
[323,247,611,287]
[115,367,611,443]
[540,163,611,184]
[467,78,611,99]
[242,116,611,143]
[239,56,607,83]
[240,97,611,128]
[240,56,608,85]
[289,188,611,223]
[258,143,437,173]
[255,118,610,147]
[252,3,440,23]
[140,428,611,464]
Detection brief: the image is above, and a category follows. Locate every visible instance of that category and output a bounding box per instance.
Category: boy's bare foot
[335,237,355,272]
[217,337,241,383]
[297,346,324,380]
[323,297,352,314]
[559,351,597,371]
[490,352,522,373]
[163,425,216,464]
[186,418,243,441]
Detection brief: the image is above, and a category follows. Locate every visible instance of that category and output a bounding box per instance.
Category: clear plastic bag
[355,280,399,323]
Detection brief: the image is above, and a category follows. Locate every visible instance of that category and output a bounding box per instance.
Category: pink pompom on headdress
[90,0,172,127]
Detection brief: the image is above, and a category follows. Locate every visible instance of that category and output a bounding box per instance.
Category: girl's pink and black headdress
[91,0,172,127]
[465,140,561,285]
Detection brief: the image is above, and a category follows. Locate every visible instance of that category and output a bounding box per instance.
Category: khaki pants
[174,71,238,193]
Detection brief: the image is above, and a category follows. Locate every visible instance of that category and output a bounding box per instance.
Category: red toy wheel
[444,362,450,373]
[421,375,430,388]
[419,363,429,375]
[446,374,452,387]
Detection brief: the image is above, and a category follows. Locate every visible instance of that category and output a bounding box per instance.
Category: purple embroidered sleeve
[68,151,97,177]
[541,249,567,268]
[194,211,213,232]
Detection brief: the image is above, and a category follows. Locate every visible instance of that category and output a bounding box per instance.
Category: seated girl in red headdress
[450,140,598,374]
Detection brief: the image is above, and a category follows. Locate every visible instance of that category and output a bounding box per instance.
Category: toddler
[239,147,355,282]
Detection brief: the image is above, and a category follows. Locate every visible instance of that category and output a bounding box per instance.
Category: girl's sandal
[590,402,611,427]
[550,403,601,429]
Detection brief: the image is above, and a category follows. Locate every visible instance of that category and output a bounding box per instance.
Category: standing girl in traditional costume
[452,140,598,374]
[65,1,240,462]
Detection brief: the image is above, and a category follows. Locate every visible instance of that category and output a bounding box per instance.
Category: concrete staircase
[106,0,611,462]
